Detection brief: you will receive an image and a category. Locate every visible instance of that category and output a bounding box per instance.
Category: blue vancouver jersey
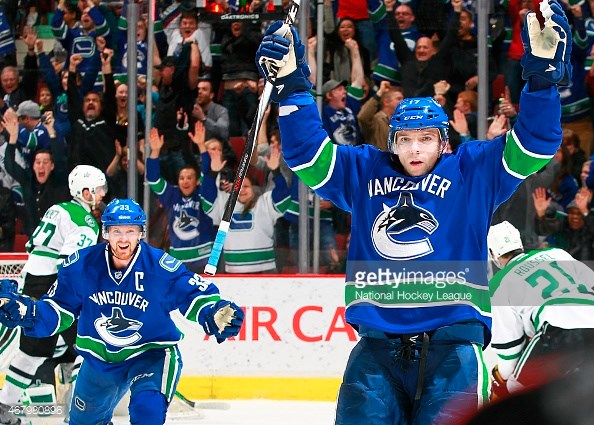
[24,241,221,371]
[146,153,216,265]
[278,86,562,343]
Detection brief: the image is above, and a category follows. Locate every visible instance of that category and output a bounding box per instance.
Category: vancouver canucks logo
[94,307,143,347]
[371,193,438,260]
[173,210,200,241]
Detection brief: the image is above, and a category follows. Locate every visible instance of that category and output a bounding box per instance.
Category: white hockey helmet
[68,165,107,208]
[487,221,524,268]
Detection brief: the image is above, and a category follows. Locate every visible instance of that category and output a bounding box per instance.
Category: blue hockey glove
[0,279,36,329]
[199,300,244,343]
[521,0,572,90]
[255,20,312,103]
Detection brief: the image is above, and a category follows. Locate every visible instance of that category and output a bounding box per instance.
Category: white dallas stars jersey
[23,200,99,276]
[490,248,594,378]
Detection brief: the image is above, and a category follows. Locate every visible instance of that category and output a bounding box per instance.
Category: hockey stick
[204,0,301,276]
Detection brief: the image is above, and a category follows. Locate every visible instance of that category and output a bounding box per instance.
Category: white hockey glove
[521,0,572,90]
[255,21,312,103]
[199,300,244,343]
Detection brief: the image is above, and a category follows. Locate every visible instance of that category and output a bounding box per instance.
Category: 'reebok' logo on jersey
[371,193,438,260]
[94,307,143,347]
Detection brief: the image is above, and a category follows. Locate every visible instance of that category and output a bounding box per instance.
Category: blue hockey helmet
[387,97,449,154]
[101,198,147,239]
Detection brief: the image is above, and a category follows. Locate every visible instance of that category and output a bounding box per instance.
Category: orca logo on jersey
[371,192,438,260]
[173,210,200,241]
[94,307,143,347]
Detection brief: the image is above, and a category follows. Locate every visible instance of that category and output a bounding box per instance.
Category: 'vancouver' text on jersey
[278,88,561,342]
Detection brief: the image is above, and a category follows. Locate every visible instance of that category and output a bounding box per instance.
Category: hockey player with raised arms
[487,221,594,400]
[255,0,571,423]
[0,198,243,425]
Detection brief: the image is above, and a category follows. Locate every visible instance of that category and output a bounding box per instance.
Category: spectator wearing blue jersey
[114,0,167,84]
[307,36,365,147]
[255,0,571,422]
[14,101,55,162]
[0,198,243,424]
[52,0,110,78]
[371,2,420,84]
[36,35,100,140]
[147,123,218,273]
[0,5,17,71]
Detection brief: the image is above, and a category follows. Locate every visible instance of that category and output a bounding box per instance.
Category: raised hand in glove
[521,0,572,91]
[199,299,244,343]
[0,279,36,329]
[255,21,312,103]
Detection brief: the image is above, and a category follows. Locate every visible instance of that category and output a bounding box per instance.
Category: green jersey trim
[502,130,554,179]
[169,243,213,261]
[184,295,220,322]
[291,137,336,190]
[76,335,178,363]
[46,299,76,334]
[58,202,99,233]
[224,249,276,264]
[149,177,167,195]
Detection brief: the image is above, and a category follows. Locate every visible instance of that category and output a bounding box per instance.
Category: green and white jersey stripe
[291,137,337,191]
[209,189,291,273]
[76,335,179,363]
[502,129,555,180]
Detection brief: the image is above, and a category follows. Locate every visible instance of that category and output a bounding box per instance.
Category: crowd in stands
[3,0,594,272]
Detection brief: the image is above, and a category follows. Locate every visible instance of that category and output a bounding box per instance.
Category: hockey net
[0,253,27,287]
[0,253,27,370]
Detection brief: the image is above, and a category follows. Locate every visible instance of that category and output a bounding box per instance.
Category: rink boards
[173,275,354,401]
[0,274,496,402]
